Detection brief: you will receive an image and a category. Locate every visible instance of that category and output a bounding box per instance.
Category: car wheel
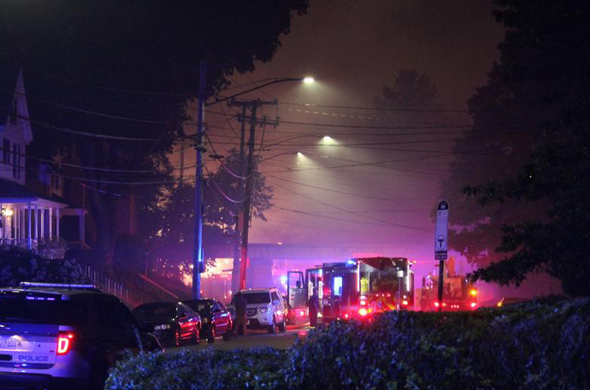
[222,328,231,341]
[208,326,215,343]
[267,317,276,334]
[278,318,286,332]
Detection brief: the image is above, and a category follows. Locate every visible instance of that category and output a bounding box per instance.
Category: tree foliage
[143,148,273,277]
[0,1,307,269]
[460,0,590,296]
[375,69,439,111]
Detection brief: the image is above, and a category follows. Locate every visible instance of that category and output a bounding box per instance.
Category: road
[167,325,309,352]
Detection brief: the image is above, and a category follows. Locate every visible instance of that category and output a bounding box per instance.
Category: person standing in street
[233,293,248,336]
[307,288,320,328]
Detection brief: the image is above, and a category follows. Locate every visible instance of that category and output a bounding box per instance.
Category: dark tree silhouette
[456,0,590,296]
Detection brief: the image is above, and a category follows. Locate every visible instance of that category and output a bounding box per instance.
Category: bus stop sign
[435,201,449,260]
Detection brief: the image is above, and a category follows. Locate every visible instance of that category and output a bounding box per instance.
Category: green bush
[0,246,90,286]
[106,298,590,390]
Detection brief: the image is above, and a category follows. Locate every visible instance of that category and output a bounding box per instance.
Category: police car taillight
[57,332,74,355]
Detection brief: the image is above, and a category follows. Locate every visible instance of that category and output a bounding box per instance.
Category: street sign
[434,201,448,260]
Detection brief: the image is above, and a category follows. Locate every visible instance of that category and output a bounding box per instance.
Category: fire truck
[420,260,478,311]
[287,257,414,323]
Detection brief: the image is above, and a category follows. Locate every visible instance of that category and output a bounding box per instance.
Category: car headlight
[258,307,268,314]
[154,324,171,330]
[202,317,209,324]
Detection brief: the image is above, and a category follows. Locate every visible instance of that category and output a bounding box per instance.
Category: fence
[82,265,131,305]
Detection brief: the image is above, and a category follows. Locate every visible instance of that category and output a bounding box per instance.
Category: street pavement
[167,325,310,353]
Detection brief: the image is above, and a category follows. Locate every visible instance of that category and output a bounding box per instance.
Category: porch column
[48,207,53,240]
[40,207,45,241]
[34,204,39,241]
[15,208,19,241]
[21,207,25,244]
[27,202,32,249]
[56,208,60,240]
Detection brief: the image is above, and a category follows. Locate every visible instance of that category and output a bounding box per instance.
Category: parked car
[183,299,232,343]
[233,288,287,333]
[0,282,161,390]
[132,301,201,347]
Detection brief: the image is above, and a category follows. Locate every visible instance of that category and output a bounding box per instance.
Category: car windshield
[183,300,212,313]
[0,291,88,326]
[133,303,176,321]
[241,292,271,304]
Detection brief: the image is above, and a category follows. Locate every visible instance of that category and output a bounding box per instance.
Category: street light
[193,74,315,296]
[208,76,315,107]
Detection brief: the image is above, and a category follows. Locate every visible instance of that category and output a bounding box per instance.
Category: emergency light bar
[19,282,98,290]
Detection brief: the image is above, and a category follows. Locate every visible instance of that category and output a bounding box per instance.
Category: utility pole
[227,101,248,294]
[235,99,278,290]
[179,139,185,182]
[192,59,207,299]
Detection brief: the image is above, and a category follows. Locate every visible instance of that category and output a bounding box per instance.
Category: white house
[0,67,71,250]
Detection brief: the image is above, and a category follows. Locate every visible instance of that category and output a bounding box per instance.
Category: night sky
[179,0,506,281]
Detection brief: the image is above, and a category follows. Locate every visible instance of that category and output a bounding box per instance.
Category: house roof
[0,65,19,125]
[0,178,67,207]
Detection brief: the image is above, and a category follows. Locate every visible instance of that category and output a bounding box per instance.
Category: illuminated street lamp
[193,75,315,294]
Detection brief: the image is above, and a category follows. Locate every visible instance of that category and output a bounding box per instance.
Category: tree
[457,0,590,296]
[143,148,273,281]
[375,69,439,111]
[0,1,308,271]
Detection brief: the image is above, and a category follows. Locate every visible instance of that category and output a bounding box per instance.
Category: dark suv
[0,282,161,390]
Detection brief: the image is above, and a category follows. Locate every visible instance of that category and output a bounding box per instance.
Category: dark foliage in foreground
[0,246,90,287]
[106,298,589,390]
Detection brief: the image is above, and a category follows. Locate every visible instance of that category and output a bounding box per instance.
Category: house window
[9,101,17,124]
[2,139,9,164]
[12,143,21,179]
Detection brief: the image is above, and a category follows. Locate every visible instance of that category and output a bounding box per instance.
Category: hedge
[106,297,590,390]
[0,246,90,286]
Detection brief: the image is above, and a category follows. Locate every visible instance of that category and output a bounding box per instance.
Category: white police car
[0,282,160,390]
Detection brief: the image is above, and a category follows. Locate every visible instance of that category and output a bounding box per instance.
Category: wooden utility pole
[229,98,278,291]
[192,60,207,299]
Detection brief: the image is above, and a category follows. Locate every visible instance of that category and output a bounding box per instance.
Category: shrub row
[0,246,90,286]
[106,297,590,390]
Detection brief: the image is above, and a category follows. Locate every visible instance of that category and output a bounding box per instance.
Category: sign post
[434,201,449,312]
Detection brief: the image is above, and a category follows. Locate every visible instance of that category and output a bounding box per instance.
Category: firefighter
[233,292,248,336]
[307,287,320,328]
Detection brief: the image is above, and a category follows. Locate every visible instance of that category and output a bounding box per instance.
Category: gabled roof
[0,65,19,125]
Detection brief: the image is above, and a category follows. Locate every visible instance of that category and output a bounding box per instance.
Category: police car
[0,282,161,390]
